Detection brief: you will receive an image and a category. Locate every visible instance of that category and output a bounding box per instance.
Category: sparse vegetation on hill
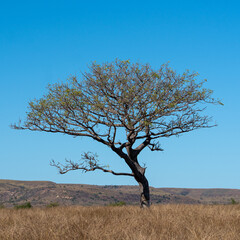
[1,180,240,207]
[14,202,32,209]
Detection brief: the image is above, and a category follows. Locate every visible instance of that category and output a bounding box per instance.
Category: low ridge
[0,180,239,207]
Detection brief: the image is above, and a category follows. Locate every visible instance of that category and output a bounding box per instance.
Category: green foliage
[14,202,32,209]
[13,59,221,140]
[108,201,126,207]
[46,202,59,208]
[0,204,5,209]
[231,198,238,205]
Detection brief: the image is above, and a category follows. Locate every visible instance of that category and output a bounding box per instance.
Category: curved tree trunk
[129,158,151,207]
[113,146,151,207]
[138,175,150,208]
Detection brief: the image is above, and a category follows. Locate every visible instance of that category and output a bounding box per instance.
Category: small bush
[46,202,59,208]
[0,204,5,209]
[14,202,32,209]
[231,198,238,205]
[108,201,126,207]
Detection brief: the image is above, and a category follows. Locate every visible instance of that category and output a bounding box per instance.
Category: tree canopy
[12,59,222,207]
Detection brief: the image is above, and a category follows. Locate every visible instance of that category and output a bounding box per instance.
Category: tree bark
[138,175,150,208]
[112,146,151,207]
[127,157,150,207]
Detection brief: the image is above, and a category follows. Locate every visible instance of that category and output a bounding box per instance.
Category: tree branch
[148,141,164,151]
[50,152,134,177]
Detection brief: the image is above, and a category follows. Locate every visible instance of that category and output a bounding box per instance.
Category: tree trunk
[138,175,150,208]
[130,160,151,208]
[115,147,151,208]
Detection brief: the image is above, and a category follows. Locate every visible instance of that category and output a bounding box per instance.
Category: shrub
[14,202,32,209]
[46,202,59,208]
[108,201,126,206]
[231,198,238,205]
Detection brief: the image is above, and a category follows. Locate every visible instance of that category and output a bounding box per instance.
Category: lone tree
[12,59,221,207]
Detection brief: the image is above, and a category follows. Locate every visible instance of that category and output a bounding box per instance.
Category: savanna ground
[1,204,240,240]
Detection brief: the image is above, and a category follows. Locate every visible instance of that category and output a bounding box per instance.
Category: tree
[12,59,222,207]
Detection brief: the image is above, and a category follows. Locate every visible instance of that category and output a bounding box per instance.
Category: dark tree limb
[50,152,134,177]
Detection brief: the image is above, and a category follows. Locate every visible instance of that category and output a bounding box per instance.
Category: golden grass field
[1,204,240,240]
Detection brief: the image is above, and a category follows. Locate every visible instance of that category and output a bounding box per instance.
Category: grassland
[1,204,240,240]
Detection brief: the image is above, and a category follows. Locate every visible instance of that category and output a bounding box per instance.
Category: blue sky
[1,0,240,188]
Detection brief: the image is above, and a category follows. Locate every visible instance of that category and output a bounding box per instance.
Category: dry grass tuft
[0,204,240,239]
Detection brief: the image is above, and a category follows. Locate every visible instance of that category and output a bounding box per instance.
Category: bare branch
[148,141,164,151]
[50,152,134,177]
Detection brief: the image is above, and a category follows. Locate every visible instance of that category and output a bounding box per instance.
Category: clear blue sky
[1,0,240,188]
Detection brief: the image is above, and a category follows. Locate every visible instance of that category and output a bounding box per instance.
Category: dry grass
[1,204,240,240]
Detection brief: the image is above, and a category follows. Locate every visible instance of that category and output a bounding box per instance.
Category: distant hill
[0,180,239,207]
